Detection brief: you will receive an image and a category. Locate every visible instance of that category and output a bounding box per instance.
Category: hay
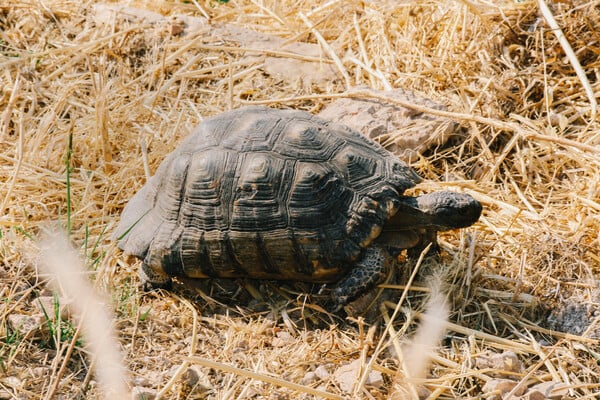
[1,0,600,398]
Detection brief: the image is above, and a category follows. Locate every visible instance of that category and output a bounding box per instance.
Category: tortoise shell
[115,106,481,310]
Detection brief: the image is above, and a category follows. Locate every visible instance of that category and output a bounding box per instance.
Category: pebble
[474,350,523,376]
[301,371,317,385]
[333,359,383,393]
[180,365,211,391]
[527,381,570,399]
[481,379,525,400]
[34,296,70,321]
[131,386,157,400]
[314,365,330,380]
[271,331,294,347]
[7,314,44,337]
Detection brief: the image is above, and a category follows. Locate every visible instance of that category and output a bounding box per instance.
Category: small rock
[131,386,157,400]
[271,331,294,347]
[528,381,570,399]
[163,17,185,36]
[547,299,599,338]
[7,314,45,337]
[0,377,25,399]
[131,376,153,387]
[482,379,526,400]
[416,385,433,399]
[301,371,317,385]
[497,351,522,373]
[314,365,330,380]
[392,384,432,400]
[0,377,22,388]
[35,296,70,321]
[302,365,331,385]
[180,365,211,392]
[30,367,49,379]
[0,390,12,400]
[333,359,383,393]
[522,389,548,400]
[474,351,523,376]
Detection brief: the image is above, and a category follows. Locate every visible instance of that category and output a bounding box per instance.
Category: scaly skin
[328,245,392,312]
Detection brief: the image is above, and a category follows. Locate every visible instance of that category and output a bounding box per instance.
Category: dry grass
[1,0,600,398]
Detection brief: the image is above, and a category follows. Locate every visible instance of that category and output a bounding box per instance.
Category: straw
[1,0,599,398]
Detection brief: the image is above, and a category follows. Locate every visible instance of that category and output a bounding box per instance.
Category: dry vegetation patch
[1,0,600,398]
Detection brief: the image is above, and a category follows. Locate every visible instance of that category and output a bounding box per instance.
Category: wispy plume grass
[389,275,450,399]
[38,229,130,399]
[402,279,449,383]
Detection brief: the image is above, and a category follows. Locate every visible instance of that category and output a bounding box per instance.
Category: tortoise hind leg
[328,245,392,312]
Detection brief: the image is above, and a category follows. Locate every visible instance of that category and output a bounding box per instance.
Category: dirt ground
[1,1,600,399]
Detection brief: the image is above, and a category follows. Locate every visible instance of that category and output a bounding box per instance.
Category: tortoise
[114,106,481,312]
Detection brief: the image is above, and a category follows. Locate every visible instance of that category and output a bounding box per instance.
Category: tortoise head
[390,191,482,231]
[415,191,482,230]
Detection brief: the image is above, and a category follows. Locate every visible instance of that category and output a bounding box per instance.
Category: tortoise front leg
[328,245,392,312]
[407,228,439,259]
[139,260,173,291]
